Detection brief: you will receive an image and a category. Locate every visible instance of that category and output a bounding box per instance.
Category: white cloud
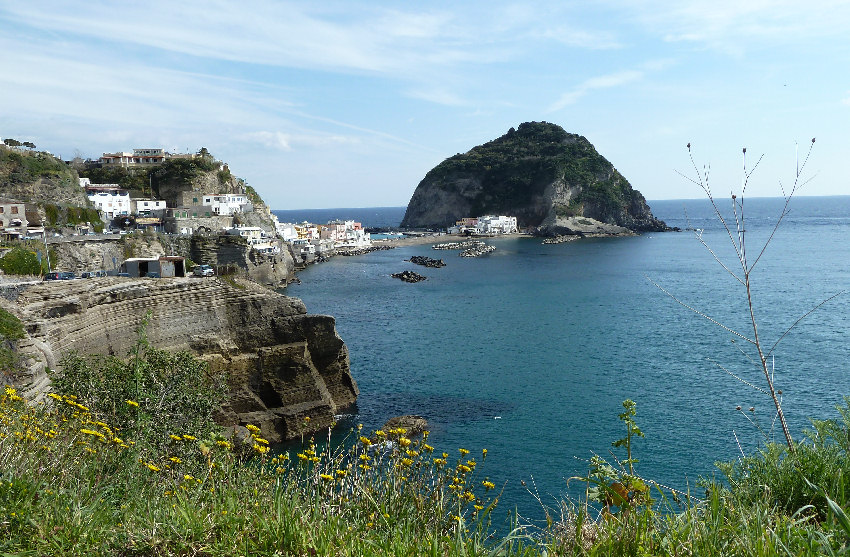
[548,70,643,111]
[243,130,360,151]
[612,0,850,50]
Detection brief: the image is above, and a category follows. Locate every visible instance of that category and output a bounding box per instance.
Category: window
[0,207,4,213]
[205,212,210,217]
[192,213,197,218]
[192,198,198,203]
[11,206,18,214]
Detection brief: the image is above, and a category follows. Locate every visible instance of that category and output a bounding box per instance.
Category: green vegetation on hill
[404,121,660,229]
[0,147,78,189]
[43,204,104,231]
[430,122,637,217]
[78,165,151,195]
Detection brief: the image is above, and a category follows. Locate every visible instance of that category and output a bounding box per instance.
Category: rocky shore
[1,276,358,444]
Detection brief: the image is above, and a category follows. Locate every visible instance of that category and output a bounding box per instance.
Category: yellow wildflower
[182,434,197,441]
[398,437,411,447]
[459,448,469,456]
[320,473,334,481]
[126,400,139,407]
[245,424,260,433]
[482,480,495,490]
[216,440,232,449]
[359,436,372,446]
[169,434,182,442]
[145,463,161,472]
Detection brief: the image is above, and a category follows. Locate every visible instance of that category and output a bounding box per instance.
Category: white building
[476,215,518,235]
[202,194,249,216]
[87,186,131,219]
[275,222,299,242]
[99,148,167,167]
[131,198,167,216]
[448,215,517,235]
[225,225,279,253]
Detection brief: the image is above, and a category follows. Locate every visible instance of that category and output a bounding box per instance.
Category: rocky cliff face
[190,235,295,287]
[3,277,357,443]
[400,122,667,234]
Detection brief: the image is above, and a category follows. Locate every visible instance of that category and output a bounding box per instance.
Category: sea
[275,197,850,525]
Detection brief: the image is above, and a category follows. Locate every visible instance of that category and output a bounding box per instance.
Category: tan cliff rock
[2,276,357,443]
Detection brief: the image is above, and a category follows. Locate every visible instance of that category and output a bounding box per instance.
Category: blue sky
[1,1,848,209]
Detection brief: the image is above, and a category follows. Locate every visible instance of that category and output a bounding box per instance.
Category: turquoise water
[285,197,850,523]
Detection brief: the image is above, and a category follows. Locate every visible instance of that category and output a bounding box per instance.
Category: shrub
[49,318,227,457]
[0,247,45,275]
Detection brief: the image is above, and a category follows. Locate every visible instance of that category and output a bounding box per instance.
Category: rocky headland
[1,276,357,443]
[400,121,667,236]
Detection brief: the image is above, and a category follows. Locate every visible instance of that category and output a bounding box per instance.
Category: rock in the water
[391,270,427,283]
[400,121,667,234]
[407,255,446,268]
[381,415,429,437]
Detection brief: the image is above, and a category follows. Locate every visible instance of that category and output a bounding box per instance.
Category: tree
[22,141,36,150]
[3,138,21,147]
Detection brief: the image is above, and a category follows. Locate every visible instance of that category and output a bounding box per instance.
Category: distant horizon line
[271,193,850,212]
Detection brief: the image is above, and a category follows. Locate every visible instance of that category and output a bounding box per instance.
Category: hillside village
[0,142,373,279]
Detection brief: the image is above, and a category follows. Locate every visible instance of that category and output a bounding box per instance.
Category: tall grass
[4,380,850,555]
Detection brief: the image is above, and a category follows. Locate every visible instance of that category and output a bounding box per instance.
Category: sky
[1,1,848,210]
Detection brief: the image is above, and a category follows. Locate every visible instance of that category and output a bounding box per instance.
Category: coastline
[372,232,533,248]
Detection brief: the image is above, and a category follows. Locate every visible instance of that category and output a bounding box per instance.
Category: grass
[3,380,850,555]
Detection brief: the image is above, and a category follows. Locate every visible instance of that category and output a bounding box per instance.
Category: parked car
[44,272,75,281]
[117,272,130,277]
[193,265,215,277]
[145,271,161,278]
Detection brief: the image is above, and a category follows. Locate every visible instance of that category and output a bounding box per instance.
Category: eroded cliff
[3,277,357,443]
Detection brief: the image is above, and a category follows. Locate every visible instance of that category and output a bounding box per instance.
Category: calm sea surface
[282,197,850,524]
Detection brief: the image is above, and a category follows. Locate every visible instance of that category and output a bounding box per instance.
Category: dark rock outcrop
[400,122,666,234]
[2,277,357,444]
[391,271,426,283]
[407,256,446,268]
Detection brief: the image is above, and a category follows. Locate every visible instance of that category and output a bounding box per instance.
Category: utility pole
[42,232,51,273]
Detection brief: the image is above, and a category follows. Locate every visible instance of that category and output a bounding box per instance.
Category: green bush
[717,398,850,521]
[50,318,227,456]
[43,204,59,226]
[0,308,24,341]
[0,247,46,275]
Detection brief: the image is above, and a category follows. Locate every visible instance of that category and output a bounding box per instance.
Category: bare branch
[693,231,744,285]
[767,291,845,356]
[707,357,768,394]
[645,275,755,344]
